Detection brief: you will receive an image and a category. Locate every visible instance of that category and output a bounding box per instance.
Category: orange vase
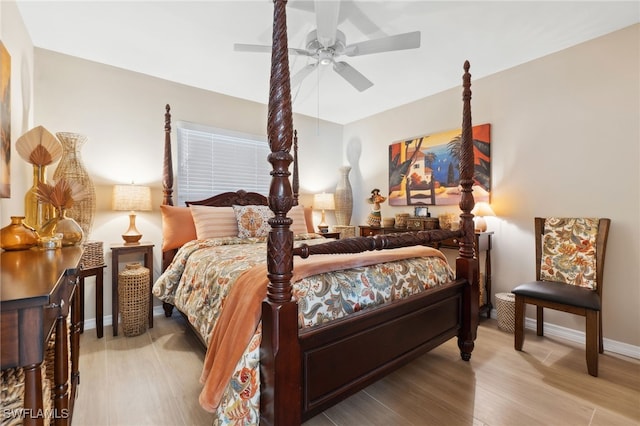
[0,216,39,251]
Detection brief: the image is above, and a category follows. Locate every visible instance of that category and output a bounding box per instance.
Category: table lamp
[112,184,152,244]
[313,192,335,233]
[471,201,495,232]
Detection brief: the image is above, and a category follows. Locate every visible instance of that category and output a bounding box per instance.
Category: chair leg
[514,295,525,351]
[598,309,604,354]
[586,309,598,377]
[536,306,544,336]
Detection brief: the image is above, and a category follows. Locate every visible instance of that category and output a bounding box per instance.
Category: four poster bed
[153,1,479,424]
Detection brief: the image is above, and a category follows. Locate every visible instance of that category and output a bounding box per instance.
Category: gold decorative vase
[0,216,39,251]
[40,209,84,246]
[24,164,54,231]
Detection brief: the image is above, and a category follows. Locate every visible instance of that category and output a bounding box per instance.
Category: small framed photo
[414,206,429,217]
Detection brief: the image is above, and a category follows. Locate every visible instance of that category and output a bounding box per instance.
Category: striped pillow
[289,205,309,236]
[189,205,239,239]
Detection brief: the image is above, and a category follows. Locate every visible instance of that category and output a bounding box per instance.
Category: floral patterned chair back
[538,217,600,291]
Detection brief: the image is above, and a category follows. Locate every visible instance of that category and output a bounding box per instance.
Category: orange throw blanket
[199,245,446,412]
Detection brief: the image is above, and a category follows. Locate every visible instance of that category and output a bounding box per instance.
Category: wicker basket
[1,331,59,426]
[332,225,355,239]
[496,292,516,333]
[80,240,104,269]
[118,263,150,337]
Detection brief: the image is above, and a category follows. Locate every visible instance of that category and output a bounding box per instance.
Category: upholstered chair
[512,217,611,376]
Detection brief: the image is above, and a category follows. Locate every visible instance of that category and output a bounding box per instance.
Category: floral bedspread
[153,235,454,425]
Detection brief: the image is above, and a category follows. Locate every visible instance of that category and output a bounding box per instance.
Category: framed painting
[1,41,10,198]
[388,123,490,206]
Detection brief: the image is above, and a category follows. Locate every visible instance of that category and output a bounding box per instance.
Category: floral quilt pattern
[153,235,454,424]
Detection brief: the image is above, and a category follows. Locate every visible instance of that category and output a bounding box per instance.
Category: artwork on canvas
[388,124,490,206]
[0,41,10,198]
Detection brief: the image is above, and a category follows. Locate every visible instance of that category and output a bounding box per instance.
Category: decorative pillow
[289,205,309,236]
[233,205,273,238]
[303,206,315,233]
[189,205,238,239]
[160,205,197,251]
[540,217,599,290]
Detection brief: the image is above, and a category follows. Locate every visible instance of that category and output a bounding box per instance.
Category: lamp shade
[471,202,495,218]
[112,185,152,212]
[313,193,335,211]
[471,201,495,232]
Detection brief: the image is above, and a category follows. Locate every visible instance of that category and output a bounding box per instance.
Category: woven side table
[496,292,516,333]
[118,263,150,337]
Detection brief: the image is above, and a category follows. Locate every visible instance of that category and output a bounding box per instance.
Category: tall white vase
[335,166,353,226]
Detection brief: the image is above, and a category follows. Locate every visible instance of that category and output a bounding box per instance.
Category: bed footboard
[298,280,466,420]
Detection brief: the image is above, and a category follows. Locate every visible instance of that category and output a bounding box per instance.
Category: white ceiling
[16,1,640,125]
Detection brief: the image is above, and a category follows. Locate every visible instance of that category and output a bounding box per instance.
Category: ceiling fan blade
[314,0,340,48]
[234,43,312,57]
[291,62,319,88]
[344,31,421,57]
[333,61,373,92]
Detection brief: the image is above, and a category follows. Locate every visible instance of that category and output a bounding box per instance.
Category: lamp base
[122,212,142,244]
[474,216,487,233]
[122,234,142,245]
[317,225,329,234]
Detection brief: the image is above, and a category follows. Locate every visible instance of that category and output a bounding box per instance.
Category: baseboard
[81,305,167,331]
[83,307,640,360]
[490,309,640,360]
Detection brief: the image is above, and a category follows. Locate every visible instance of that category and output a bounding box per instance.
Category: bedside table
[110,242,154,336]
[320,232,341,239]
[432,231,494,318]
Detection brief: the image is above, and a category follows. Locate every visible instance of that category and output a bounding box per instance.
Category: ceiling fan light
[320,57,331,66]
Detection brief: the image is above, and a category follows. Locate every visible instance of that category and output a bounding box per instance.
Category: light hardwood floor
[72,315,640,426]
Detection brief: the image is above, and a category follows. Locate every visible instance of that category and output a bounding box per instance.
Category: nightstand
[320,232,341,239]
[78,264,106,338]
[358,225,413,236]
[110,242,154,336]
[432,231,493,318]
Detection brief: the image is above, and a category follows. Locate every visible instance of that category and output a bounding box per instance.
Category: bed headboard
[186,190,267,207]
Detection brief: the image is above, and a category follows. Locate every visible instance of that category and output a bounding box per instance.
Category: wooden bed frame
[159,2,479,424]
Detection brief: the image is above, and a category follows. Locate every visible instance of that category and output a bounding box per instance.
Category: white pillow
[189,205,238,239]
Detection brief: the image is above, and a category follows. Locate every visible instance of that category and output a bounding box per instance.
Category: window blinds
[176,122,271,206]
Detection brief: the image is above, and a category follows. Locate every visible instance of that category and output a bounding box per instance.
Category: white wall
[344,24,640,348]
[0,1,34,223]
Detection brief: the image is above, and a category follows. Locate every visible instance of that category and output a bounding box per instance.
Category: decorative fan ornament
[16,125,62,166]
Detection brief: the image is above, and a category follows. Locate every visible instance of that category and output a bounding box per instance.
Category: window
[176,121,271,206]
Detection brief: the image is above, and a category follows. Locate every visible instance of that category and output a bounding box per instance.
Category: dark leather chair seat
[513,281,600,311]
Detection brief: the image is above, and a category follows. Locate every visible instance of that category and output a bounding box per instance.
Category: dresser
[1,246,83,426]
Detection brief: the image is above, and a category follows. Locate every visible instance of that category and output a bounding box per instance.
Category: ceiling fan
[234,1,421,92]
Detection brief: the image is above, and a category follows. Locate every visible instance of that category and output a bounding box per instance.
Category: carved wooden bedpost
[261,1,302,425]
[162,104,174,206]
[456,61,480,360]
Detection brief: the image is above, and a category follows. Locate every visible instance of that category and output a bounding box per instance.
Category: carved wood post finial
[163,104,174,206]
[458,61,475,260]
[266,0,294,304]
[293,129,299,206]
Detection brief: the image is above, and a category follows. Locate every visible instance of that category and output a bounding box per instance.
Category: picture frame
[1,41,10,198]
[414,206,429,217]
[388,124,491,206]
